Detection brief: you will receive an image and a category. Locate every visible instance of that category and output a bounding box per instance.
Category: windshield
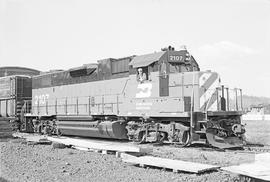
[169,63,191,73]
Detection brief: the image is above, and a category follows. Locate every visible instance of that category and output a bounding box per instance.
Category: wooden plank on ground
[222,163,270,181]
[222,153,270,181]
[47,136,152,154]
[12,132,51,144]
[26,136,51,144]
[25,136,48,142]
[72,146,90,151]
[121,153,219,173]
[12,132,34,138]
[255,153,270,164]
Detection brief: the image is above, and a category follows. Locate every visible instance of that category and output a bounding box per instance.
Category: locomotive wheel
[158,132,167,144]
[56,128,62,136]
[137,131,167,144]
[168,130,190,145]
[131,131,146,144]
[139,132,146,144]
[182,131,191,146]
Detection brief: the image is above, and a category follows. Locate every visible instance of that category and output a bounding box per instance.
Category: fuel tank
[57,116,128,139]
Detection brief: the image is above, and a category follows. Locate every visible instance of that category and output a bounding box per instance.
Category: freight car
[21,46,245,149]
[0,66,40,77]
[0,75,32,124]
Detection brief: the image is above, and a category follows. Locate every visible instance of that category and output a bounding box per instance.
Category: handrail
[121,78,130,94]
[205,93,212,121]
[239,89,243,111]
[190,72,195,138]
[32,93,123,101]
[203,86,244,115]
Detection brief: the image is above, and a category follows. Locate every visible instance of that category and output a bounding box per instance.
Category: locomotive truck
[7,46,245,149]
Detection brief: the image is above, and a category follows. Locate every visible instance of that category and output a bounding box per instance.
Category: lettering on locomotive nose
[135,83,152,98]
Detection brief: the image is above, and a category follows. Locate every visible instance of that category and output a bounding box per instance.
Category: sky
[0,0,270,97]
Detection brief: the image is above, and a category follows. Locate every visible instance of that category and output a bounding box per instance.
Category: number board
[169,55,184,62]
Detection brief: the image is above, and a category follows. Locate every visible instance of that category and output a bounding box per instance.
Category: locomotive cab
[124,47,245,148]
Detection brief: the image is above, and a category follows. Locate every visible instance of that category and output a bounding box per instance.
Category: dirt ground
[0,138,245,182]
[0,120,267,182]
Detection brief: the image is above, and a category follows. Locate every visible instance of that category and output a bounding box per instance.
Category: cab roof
[129,51,165,68]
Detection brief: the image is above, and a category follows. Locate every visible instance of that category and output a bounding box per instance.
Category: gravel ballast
[0,138,248,182]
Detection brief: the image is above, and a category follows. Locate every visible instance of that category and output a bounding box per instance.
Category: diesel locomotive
[9,46,245,149]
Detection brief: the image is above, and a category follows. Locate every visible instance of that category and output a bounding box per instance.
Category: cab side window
[137,67,148,83]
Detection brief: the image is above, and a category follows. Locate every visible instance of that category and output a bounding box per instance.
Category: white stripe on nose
[199,73,220,109]
[199,73,212,87]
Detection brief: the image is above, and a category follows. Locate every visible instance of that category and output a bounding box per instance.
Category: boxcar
[0,75,32,122]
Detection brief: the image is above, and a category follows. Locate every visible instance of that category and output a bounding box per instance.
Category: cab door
[159,62,169,96]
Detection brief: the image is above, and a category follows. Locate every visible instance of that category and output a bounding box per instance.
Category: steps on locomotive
[15,100,26,116]
[17,101,32,115]
[197,120,207,123]
[195,129,206,134]
[192,139,207,144]
[191,120,208,145]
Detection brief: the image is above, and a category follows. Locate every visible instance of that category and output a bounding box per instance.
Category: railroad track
[175,142,270,153]
[243,145,270,153]
[12,132,270,154]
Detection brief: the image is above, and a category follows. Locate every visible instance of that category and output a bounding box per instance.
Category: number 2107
[169,55,183,61]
